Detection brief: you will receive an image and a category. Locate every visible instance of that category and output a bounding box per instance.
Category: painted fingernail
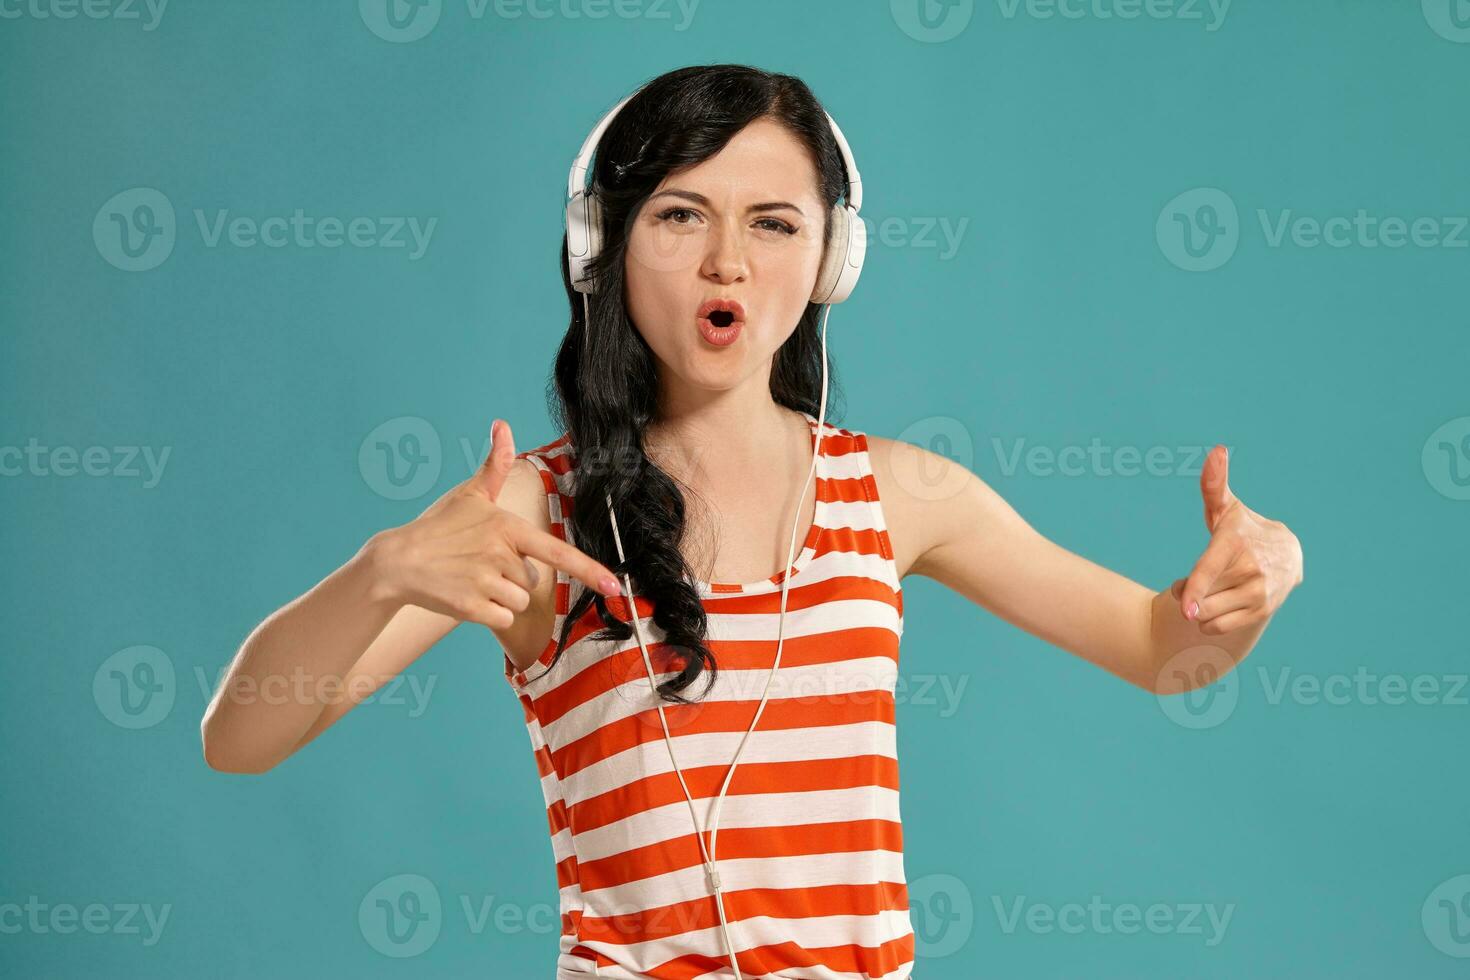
[1187,600,1199,620]
[600,576,622,597]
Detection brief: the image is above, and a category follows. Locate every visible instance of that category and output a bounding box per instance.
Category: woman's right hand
[364,418,622,630]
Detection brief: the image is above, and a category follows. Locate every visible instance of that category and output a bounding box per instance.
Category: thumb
[470,419,516,501]
[1198,443,1235,533]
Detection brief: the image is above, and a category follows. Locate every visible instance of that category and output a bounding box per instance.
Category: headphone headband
[567,91,863,212]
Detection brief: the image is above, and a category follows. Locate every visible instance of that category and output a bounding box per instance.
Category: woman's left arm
[870,437,1304,695]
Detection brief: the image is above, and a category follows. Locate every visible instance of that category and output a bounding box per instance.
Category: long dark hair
[538,64,851,703]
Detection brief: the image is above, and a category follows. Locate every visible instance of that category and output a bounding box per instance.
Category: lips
[695,297,745,348]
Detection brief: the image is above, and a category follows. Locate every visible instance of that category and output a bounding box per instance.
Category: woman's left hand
[1171,445,1304,636]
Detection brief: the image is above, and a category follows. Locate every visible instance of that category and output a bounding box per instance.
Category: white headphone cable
[598,291,833,980]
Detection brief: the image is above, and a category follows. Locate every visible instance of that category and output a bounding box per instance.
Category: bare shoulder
[863,431,980,582]
[497,453,555,535]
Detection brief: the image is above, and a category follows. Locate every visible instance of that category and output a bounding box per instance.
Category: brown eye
[756,218,798,235]
[656,207,699,225]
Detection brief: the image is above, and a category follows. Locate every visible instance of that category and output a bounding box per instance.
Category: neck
[644,386,809,488]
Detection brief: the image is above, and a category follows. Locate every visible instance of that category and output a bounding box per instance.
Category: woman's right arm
[200,420,621,774]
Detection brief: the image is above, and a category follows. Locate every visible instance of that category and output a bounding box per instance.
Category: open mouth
[695,298,746,347]
[696,297,746,326]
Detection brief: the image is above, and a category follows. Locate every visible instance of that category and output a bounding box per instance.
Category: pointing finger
[507,521,622,598]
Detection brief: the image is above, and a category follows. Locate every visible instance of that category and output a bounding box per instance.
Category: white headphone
[564,83,863,980]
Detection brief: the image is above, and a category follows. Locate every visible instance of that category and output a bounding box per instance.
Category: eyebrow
[647,188,806,217]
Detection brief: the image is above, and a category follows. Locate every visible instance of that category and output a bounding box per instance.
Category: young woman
[202,64,1304,980]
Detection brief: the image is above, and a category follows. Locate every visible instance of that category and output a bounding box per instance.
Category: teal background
[3,1,1468,977]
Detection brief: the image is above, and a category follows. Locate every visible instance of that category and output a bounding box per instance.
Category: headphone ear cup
[811,203,851,304]
[566,190,604,294]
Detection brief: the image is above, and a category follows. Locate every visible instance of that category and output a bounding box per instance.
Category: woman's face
[623,116,827,394]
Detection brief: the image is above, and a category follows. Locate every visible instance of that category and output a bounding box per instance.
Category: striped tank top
[503,410,913,979]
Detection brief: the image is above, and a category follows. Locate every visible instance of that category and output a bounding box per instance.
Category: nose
[699,220,748,285]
